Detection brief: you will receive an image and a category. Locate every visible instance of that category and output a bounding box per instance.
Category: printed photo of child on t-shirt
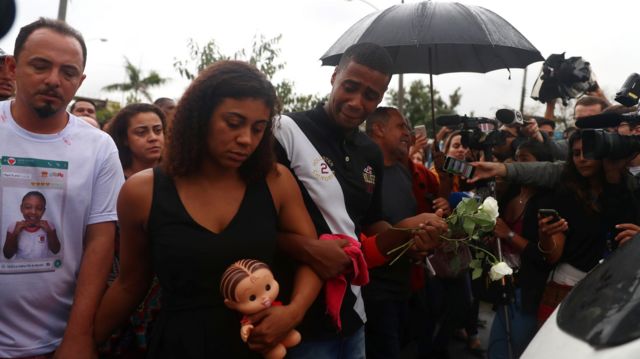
[3,191,61,260]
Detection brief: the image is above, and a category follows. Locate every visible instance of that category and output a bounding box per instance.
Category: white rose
[489,261,513,281]
[480,196,499,222]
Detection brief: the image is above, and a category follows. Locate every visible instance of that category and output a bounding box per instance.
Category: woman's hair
[108,103,166,170]
[443,130,463,155]
[562,130,604,214]
[500,140,553,207]
[164,61,280,181]
[22,191,46,206]
[516,139,554,163]
[220,259,270,302]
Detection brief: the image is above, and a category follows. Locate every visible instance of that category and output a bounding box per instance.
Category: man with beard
[363,107,447,358]
[0,48,15,100]
[0,18,124,358]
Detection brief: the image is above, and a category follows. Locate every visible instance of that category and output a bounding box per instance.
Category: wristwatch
[507,231,516,242]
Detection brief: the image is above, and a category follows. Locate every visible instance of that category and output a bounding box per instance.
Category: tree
[103,57,168,103]
[173,35,326,113]
[96,101,121,126]
[387,80,462,131]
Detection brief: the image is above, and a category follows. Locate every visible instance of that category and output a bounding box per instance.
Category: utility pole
[519,67,527,113]
[397,0,405,115]
[57,0,67,21]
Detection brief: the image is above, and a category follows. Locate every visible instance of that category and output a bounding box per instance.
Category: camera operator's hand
[586,81,609,103]
[436,127,452,145]
[615,223,640,246]
[410,133,428,159]
[467,161,507,183]
[521,120,544,143]
[544,99,557,120]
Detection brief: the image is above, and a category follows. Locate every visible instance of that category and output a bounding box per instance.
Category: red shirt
[407,160,440,214]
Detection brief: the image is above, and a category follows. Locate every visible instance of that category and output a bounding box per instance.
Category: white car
[522,238,640,358]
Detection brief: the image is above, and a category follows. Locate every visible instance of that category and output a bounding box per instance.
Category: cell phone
[538,208,560,223]
[414,125,427,138]
[443,156,475,179]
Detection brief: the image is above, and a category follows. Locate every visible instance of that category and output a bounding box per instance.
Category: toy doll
[220,259,301,359]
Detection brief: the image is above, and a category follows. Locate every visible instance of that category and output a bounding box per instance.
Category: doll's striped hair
[220,259,270,302]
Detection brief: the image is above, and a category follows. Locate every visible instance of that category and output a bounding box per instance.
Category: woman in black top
[488,140,555,358]
[94,61,322,358]
[537,130,634,323]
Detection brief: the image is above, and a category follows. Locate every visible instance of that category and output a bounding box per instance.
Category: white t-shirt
[6,222,56,260]
[0,100,124,357]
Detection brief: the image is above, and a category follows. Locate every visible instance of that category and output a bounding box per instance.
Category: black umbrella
[321,1,544,136]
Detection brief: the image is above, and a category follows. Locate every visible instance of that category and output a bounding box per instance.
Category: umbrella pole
[429,47,436,139]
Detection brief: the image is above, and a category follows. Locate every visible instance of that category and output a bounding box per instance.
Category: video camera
[575,73,640,160]
[436,115,503,150]
[436,109,525,151]
[576,112,640,160]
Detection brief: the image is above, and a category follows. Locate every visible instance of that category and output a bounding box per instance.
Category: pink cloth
[319,234,369,330]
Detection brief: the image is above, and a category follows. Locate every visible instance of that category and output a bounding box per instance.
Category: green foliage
[103,57,168,104]
[446,198,496,239]
[469,258,484,280]
[173,35,326,113]
[440,197,502,279]
[173,39,230,81]
[96,101,121,125]
[387,80,462,130]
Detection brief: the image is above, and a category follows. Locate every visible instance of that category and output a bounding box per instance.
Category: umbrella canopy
[321,1,544,75]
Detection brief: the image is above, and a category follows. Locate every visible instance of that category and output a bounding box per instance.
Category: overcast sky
[1,0,639,118]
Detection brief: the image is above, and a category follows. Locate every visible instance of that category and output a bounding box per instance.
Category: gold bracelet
[537,238,556,254]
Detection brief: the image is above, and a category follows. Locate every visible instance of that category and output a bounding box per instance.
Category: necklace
[517,193,529,205]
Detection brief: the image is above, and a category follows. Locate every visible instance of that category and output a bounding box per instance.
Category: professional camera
[436,115,505,151]
[530,53,596,105]
[615,73,640,107]
[581,129,640,160]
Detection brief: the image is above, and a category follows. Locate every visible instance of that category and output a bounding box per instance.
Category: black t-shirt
[542,182,634,272]
[273,104,385,339]
[364,163,417,302]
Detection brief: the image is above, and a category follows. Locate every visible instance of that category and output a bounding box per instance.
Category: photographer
[535,130,634,325]
[523,115,570,161]
[469,128,640,245]
[493,113,568,162]
[535,117,556,138]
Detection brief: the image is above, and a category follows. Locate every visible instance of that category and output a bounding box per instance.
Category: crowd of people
[0,16,638,359]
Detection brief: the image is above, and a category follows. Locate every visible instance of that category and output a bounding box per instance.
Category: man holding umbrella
[272,43,446,358]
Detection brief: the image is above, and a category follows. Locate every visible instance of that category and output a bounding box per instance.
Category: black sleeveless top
[146,167,278,359]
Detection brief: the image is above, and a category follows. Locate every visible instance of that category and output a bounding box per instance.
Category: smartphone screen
[443,156,475,178]
[538,209,560,223]
[414,125,427,138]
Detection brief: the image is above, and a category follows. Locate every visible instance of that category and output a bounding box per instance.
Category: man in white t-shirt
[0,18,124,358]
